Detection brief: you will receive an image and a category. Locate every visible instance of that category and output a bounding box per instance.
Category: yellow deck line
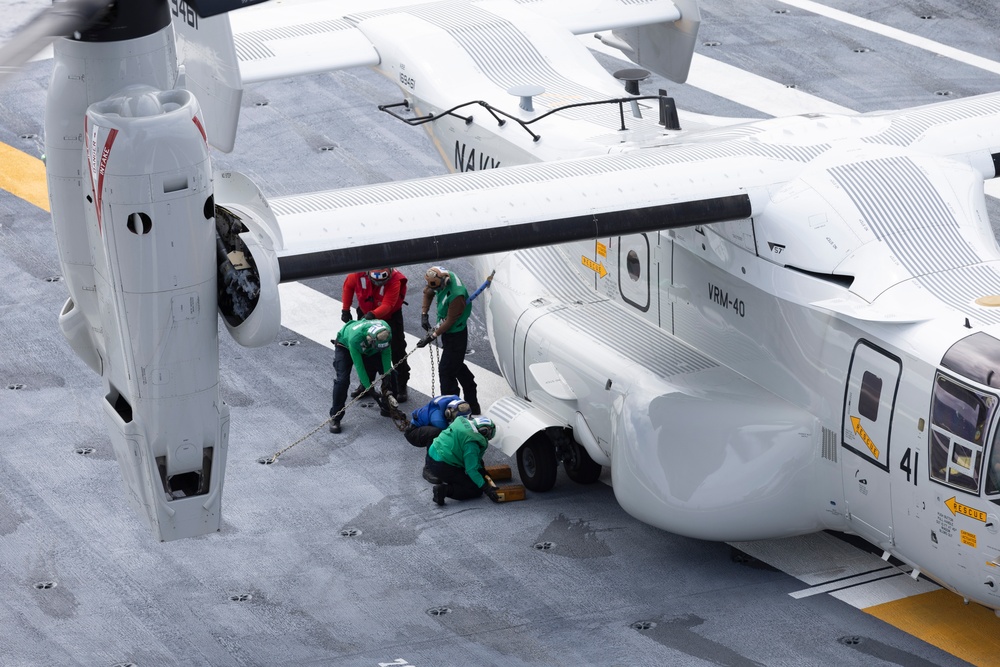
[0,142,49,212]
[865,589,1000,665]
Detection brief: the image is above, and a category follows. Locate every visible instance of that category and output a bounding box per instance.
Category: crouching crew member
[424,416,499,505]
[406,395,472,448]
[329,319,392,434]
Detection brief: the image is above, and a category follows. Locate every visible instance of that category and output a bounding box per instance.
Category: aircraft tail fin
[173,11,243,153]
[609,0,701,83]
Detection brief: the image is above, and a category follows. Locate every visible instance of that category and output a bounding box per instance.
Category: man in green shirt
[424,416,500,505]
[417,266,480,414]
[329,319,393,433]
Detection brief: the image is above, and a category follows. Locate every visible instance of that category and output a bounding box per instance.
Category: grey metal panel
[233,19,356,62]
[516,245,604,305]
[864,95,1000,147]
[270,140,828,216]
[512,242,716,378]
[830,155,1000,325]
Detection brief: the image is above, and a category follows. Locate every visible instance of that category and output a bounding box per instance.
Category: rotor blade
[0,0,111,85]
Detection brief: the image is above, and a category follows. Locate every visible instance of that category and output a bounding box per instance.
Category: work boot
[329,420,341,434]
[432,484,447,506]
[422,466,442,484]
[350,384,368,399]
[396,389,408,404]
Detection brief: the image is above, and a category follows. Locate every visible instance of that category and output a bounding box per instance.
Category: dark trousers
[405,425,442,448]
[424,452,483,500]
[439,328,478,409]
[330,345,354,421]
[386,309,410,391]
[357,309,406,395]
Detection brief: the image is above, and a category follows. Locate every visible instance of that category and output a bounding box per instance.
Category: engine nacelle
[85,86,229,541]
[213,170,283,348]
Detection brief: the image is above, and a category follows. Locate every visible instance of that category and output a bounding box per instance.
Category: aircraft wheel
[517,434,558,492]
[563,441,602,485]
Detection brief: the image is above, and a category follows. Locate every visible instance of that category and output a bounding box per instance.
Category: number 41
[899,448,919,485]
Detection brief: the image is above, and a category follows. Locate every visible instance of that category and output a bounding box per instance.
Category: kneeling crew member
[406,395,471,448]
[425,416,499,505]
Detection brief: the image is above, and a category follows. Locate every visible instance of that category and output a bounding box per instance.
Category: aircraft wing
[268,146,781,280]
[228,0,683,84]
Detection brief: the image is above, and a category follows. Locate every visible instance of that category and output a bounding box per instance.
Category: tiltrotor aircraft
[8,0,1000,615]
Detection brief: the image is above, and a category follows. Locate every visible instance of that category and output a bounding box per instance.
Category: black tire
[517,433,558,492]
[564,441,602,485]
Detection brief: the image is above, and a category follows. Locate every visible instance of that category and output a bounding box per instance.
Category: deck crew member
[329,319,393,433]
[425,416,500,505]
[417,266,480,414]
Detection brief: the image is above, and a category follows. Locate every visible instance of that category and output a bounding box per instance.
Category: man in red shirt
[341,268,410,402]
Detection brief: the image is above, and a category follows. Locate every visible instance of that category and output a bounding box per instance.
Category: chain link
[266,337,440,462]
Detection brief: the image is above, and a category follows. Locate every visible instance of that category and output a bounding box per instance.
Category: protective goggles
[369,269,390,282]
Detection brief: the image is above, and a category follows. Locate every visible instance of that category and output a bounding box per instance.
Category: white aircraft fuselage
[365,10,1000,611]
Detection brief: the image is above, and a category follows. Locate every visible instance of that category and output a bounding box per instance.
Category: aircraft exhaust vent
[822,426,837,462]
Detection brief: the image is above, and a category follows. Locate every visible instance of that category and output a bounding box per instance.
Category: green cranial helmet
[363,321,391,352]
[472,416,496,441]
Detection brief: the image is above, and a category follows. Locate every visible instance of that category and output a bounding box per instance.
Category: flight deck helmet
[444,399,472,423]
[369,267,392,286]
[472,416,496,441]
[361,321,391,353]
[425,266,450,291]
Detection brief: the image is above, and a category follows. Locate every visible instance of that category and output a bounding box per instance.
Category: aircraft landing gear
[562,439,602,485]
[516,428,604,491]
[517,432,558,492]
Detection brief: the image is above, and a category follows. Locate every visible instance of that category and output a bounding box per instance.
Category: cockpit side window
[987,431,1000,496]
[858,371,882,422]
[929,372,995,493]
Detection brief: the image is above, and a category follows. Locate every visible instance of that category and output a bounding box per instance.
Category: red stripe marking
[192,115,207,143]
[95,128,118,234]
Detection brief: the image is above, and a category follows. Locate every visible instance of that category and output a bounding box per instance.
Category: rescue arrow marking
[945,497,988,523]
[850,416,880,459]
[581,256,607,278]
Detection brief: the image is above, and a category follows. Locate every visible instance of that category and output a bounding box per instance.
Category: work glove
[416,332,434,349]
[340,309,352,323]
[483,485,500,503]
[356,308,364,320]
[420,313,431,331]
[363,311,375,320]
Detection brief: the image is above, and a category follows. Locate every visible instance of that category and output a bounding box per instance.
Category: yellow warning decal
[0,142,49,211]
[961,530,977,548]
[581,256,607,278]
[945,496,987,522]
[850,416,880,459]
[596,241,607,258]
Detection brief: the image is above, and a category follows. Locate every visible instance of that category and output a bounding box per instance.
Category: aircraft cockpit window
[929,372,994,493]
[986,429,1000,495]
[940,332,1000,389]
[858,371,882,422]
[626,250,641,281]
